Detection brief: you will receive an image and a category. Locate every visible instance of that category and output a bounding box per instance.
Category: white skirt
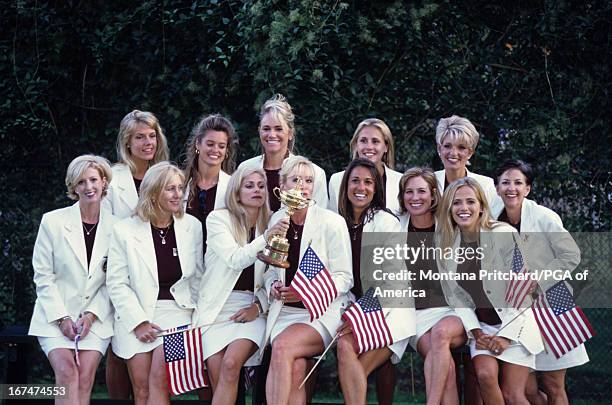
[535,343,589,371]
[38,331,110,356]
[388,338,410,364]
[270,305,333,347]
[409,307,460,350]
[202,291,266,367]
[470,323,535,369]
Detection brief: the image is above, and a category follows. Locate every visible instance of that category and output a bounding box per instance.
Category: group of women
[29,94,588,405]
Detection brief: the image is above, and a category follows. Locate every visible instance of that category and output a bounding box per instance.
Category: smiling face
[437,135,473,173]
[403,175,434,218]
[281,164,314,200]
[497,168,531,211]
[197,130,228,169]
[75,166,107,205]
[158,174,184,215]
[239,172,266,209]
[451,185,481,233]
[128,123,158,164]
[356,126,388,166]
[259,112,292,155]
[347,165,375,213]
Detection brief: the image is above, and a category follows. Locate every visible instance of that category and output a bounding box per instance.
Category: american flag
[505,244,532,308]
[532,282,595,359]
[289,245,337,321]
[342,287,392,354]
[163,325,209,395]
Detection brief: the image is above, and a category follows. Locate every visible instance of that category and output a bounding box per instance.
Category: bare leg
[374,360,396,405]
[126,352,152,405]
[47,349,80,405]
[539,370,568,405]
[464,354,484,405]
[76,350,102,405]
[337,334,368,405]
[147,346,170,405]
[106,347,132,399]
[500,361,531,405]
[525,372,547,405]
[288,358,308,405]
[472,355,504,405]
[209,340,257,405]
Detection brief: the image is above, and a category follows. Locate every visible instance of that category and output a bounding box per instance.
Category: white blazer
[328,165,403,215]
[104,163,138,219]
[237,153,329,209]
[182,170,231,211]
[435,168,502,214]
[29,203,118,339]
[493,198,581,293]
[438,225,544,355]
[262,205,353,348]
[106,214,204,358]
[193,209,269,329]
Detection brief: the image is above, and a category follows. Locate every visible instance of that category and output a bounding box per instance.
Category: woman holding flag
[263,156,353,405]
[335,158,415,405]
[436,177,544,405]
[493,159,589,405]
[107,162,204,405]
[193,165,288,404]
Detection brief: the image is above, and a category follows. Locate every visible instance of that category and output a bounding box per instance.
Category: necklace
[153,223,172,245]
[408,221,431,247]
[349,222,363,241]
[82,222,98,236]
[290,222,302,240]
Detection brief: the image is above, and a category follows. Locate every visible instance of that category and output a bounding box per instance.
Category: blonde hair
[435,115,479,150]
[116,110,169,172]
[65,154,112,201]
[279,155,315,185]
[259,94,296,153]
[135,162,185,223]
[397,167,440,215]
[349,118,396,169]
[436,177,496,250]
[224,166,270,245]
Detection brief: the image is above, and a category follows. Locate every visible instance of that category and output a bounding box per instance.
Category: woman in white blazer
[493,159,587,405]
[433,115,501,212]
[237,94,328,210]
[437,177,544,405]
[397,167,465,405]
[193,166,287,404]
[334,158,414,405]
[328,118,403,215]
[107,162,204,405]
[182,113,236,258]
[29,155,118,405]
[263,156,352,405]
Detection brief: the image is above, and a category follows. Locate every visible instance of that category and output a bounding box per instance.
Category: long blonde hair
[436,177,496,249]
[224,166,270,245]
[116,110,169,173]
[349,118,396,169]
[136,162,185,223]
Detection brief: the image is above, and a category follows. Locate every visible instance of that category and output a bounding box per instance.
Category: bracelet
[57,316,71,326]
[253,301,263,315]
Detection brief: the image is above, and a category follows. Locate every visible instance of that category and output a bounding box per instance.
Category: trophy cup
[257,181,310,268]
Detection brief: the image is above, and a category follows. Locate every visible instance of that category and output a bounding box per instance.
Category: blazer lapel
[174,216,192,277]
[214,171,230,209]
[64,203,88,273]
[299,205,319,264]
[88,207,112,274]
[133,219,158,283]
[116,167,138,209]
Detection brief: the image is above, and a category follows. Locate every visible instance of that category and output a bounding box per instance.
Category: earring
[195,149,200,155]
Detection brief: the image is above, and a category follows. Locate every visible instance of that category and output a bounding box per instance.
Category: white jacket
[438,225,544,355]
[29,203,118,339]
[182,170,231,211]
[106,214,204,358]
[193,209,269,329]
[237,153,328,209]
[328,165,403,215]
[435,168,502,214]
[262,205,353,348]
[493,198,581,292]
[104,163,138,219]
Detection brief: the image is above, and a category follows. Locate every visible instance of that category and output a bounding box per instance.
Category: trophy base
[257,249,290,268]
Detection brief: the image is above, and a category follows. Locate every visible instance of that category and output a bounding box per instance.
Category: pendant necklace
[82,222,98,236]
[155,223,172,245]
[408,222,428,247]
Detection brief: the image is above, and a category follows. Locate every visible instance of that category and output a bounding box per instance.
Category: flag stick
[494,291,540,337]
[156,319,231,337]
[298,332,339,390]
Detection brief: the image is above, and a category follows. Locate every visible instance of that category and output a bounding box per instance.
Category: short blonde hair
[279,155,314,185]
[65,154,112,201]
[259,94,296,152]
[136,162,185,223]
[349,118,396,169]
[435,115,479,150]
[116,110,169,172]
[397,167,440,215]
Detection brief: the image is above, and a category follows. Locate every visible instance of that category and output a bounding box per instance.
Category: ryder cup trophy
[257,181,310,268]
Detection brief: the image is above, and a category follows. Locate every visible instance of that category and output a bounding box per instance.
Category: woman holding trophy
[262,156,353,405]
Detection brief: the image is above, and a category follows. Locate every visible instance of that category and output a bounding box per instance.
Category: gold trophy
[257,181,310,268]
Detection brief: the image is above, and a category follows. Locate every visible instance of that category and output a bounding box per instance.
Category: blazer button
[171,287,176,292]
[486,290,491,294]
[497,308,502,312]
[88,275,92,280]
[255,284,261,289]
[180,304,186,308]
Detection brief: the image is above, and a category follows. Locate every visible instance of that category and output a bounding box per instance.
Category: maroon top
[456,240,501,326]
[186,184,218,257]
[285,219,305,308]
[133,177,143,195]
[381,170,387,208]
[151,223,182,300]
[348,222,364,298]
[82,222,97,268]
[265,168,281,212]
[233,228,256,292]
[498,209,521,233]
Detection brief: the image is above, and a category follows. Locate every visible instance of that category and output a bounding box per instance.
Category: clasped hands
[271,280,301,303]
[58,312,97,340]
[473,329,511,355]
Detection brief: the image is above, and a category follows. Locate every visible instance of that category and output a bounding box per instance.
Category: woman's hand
[134,321,162,344]
[230,304,260,324]
[487,336,511,355]
[75,312,97,339]
[337,320,353,336]
[265,218,290,240]
[473,329,492,351]
[271,280,283,300]
[278,286,301,303]
[59,318,77,340]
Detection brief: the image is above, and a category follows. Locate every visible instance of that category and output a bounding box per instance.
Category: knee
[475,366,498,389]
[53,359,78,384]
[220,355,242,380]
[430,325,452,347]
[78,368,97,391]
[501,385,526,405]
[271,337,294,364]
[540,374,566,398]
[131,375,150,400]
[336,336,356,364]
[292,358,307,378]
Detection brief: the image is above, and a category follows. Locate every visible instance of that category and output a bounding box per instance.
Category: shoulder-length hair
[338,158,387,224]
[349,118,396,170]
[397,167,440,215]
[183,113,238,209]
[436,177,497,250]
[136,162,185,223]
[224,165,270,245]
[279,155,315,185]
[116,110,169,173]
[259,93,296,153]
[65,154,113,201]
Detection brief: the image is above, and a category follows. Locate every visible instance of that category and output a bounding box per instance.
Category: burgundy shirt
[265,168,281,212]
[233,228,256,292]
[151,223,182,300]
[133,177,143,195]
[348,222,364,298]
[498,209,521,233]
[83,222,97,268]
[285,219,305,308]
[186,184,218,257]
